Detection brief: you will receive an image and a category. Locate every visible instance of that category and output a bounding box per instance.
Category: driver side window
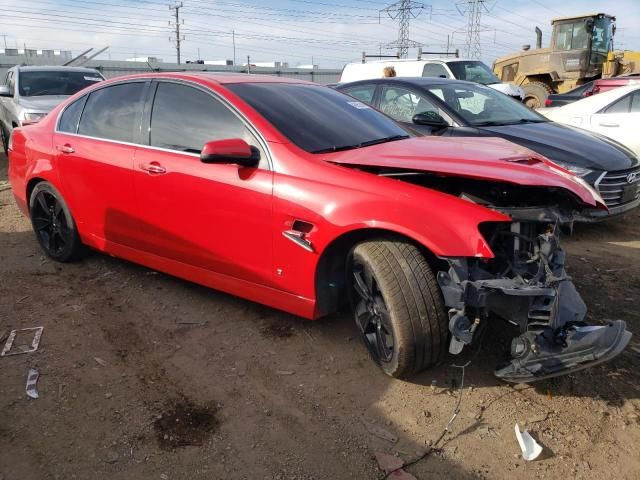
[379,86,440,123]
[150,82,267,168]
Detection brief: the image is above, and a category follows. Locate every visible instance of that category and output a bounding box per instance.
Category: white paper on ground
[515,423,543,461]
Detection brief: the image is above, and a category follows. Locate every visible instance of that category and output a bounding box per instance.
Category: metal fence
[0,55,342,84]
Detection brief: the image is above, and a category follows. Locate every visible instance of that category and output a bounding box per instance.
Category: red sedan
[8,73,630,382]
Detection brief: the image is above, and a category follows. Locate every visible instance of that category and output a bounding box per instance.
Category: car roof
[13,65,102,73]
[338,77,479,89]
[93,72,313,85]
[549,84,640,115]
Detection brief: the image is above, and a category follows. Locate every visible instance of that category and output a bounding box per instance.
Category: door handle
[599,121,619,127]
[140,162,167,174]
[56,144,74,154]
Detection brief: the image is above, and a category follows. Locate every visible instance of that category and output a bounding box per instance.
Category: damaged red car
[8,73,631,382]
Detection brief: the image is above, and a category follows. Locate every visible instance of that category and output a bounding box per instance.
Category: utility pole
[232,30,236,66]
[1,35,7,49]
[169,2,184,65]
[456,0,490,59]
[247,55,251,74]
[381,0,429,58]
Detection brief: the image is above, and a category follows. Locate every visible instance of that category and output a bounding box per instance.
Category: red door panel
[54,133,138,247]
[132,148,274,287]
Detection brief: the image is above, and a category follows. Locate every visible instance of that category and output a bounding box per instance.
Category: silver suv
[0,66,104,153]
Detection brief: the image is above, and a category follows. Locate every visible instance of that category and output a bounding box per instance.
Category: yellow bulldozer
[493,13,640,107]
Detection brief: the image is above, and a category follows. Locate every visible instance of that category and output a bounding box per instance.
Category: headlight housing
[20,111,47,126]
[550,160,593,177]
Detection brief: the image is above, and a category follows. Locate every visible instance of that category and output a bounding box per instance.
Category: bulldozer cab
[493,13,616,107]
[550,14,615,76]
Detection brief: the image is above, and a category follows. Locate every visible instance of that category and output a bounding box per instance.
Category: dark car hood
[474,122,638,171]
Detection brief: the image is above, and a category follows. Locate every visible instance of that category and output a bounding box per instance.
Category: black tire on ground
[1,126,9,155]
[350,238,449,378]
[522,81,553,108]
[29,182,84,262]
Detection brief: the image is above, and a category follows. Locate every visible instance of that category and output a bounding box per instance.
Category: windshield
[227,83,410,153]
[18,70,104,97]
[425,83,546,126]
[446,61,501,85]
[591,16,614,53]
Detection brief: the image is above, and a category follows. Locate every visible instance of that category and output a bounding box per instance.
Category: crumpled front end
[437,216,631,383]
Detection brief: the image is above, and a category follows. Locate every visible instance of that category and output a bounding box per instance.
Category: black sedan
[336,77,640,221]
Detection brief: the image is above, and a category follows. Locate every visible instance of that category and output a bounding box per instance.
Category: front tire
[29,182,83,262]
[349,238,449,378]
[522,81,553,108]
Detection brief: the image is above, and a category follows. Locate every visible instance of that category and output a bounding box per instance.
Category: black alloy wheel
[352,261,395,364]
[29,182,83,262]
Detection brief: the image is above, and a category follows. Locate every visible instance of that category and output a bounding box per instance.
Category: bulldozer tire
[522,81,553,108]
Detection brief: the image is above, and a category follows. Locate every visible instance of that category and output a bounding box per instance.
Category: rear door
[54,81,148,247]
[132,80,274,285]
[589,90,640,155]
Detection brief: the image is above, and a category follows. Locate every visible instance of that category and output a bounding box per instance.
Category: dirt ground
[1,153,639,480]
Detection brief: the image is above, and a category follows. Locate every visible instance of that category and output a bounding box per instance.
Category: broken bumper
[438,243,632,383]
[495,320,632,382]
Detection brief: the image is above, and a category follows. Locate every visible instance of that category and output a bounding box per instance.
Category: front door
[132,81,274,287]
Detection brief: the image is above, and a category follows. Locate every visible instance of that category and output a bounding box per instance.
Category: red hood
[322,136,605,209]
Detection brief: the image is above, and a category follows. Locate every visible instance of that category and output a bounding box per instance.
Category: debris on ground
[93,357,107,367]
[375,452,417,479]
[1,327,44,357]
[362,419,398,443]
[515,423,543,461]
[25,369,39,399]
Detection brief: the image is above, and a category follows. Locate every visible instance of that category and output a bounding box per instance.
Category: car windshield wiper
[312,134,409,153]
[473,118,548,126]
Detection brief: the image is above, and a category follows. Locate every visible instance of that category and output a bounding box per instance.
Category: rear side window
[342,85,376,104]
[149,82,262,156]
[422,63,449,78]
[604,94,631,113]
[58,96,87,133]
[78,83,145,143]
[630,91,640,113]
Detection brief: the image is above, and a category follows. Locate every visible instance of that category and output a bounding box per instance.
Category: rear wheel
[29,182,83,262]
[522,81,553,108]
[1,126,9,155]
[349,238,449,378]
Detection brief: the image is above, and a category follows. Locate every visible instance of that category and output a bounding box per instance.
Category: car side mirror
[0,85,12,97]
[412,111,449,129]
[200,138,260,168]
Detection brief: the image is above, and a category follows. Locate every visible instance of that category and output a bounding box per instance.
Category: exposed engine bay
[381,169,632,382]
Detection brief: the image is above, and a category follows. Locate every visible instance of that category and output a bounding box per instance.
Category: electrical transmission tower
[381,0,429,58]
[456,0,491,59]
[169,2,185,64]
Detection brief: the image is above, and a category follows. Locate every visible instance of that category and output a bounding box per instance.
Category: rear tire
[522,81,553,108]
[29,182,83,262]
[349,238,449,378]
[1,126,9,155]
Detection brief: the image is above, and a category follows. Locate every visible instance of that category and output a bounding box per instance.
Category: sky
[0,0,639,68]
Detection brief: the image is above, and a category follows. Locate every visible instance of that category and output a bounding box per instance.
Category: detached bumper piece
[437,221,632,383]
[495,320,632,382]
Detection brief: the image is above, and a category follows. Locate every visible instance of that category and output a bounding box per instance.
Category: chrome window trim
[54,76,274,171]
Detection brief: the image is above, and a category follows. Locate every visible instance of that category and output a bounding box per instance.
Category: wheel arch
[314,227,447,318]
